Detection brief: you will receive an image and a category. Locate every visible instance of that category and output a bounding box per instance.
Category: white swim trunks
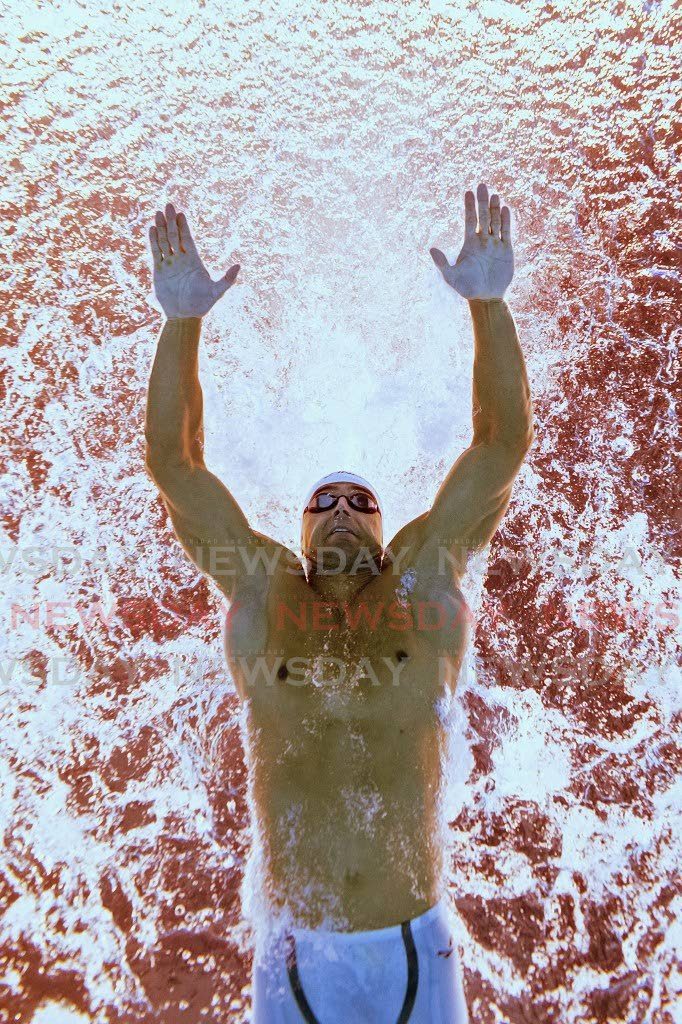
[252,896,469,1023]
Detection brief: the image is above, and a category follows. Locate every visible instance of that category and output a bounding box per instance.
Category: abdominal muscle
[247,709,448,931]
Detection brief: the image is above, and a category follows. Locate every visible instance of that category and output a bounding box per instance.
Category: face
[301,483,383,567]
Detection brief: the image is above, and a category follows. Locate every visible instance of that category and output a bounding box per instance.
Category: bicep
[386,441,530,583]
[427,440,530,554]
[146,455,296,600]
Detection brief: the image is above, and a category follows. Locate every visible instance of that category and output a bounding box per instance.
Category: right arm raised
[144,203,298,601]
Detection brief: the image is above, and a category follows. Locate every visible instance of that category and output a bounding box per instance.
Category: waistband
[287,895,450,945]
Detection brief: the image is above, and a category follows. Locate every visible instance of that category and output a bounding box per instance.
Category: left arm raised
[385,183,534,577]
[427,296,534,560]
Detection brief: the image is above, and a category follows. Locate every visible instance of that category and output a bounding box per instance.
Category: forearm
[144,317,204,465]
[468,298,534,448]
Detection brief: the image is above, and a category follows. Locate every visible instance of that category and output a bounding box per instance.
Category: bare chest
[222,565,471,715]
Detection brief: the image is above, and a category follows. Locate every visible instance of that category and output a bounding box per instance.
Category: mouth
[329,526,355,536]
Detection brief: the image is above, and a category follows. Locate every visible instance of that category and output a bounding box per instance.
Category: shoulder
[219,531,305,605]
[383,510,466,595]
[383,511,429,566]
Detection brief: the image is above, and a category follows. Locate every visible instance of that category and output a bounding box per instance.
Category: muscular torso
[223,549,472,930]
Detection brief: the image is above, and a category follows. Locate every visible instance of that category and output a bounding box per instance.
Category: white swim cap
[302,471,382,515]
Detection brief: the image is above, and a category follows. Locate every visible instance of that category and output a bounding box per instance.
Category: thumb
[429,247,449,270]
[214,263,240,299]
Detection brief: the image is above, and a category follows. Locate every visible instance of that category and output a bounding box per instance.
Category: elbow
[495,421,535,453]
[518,425,535,456]
[144,448,167,483]
[144,439,166,473]
[514,404,536,452]
[522,422,536,451]
[145,442,191,480]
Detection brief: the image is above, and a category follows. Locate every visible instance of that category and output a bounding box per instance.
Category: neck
[304,548,384,602]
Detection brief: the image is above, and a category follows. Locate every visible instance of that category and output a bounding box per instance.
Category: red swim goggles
[304,490,380,514]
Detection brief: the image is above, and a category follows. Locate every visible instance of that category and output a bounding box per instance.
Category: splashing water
[2,1,680,1021]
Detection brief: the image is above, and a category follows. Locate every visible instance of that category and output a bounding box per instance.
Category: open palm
[149,202,240,319]
[430,183,514,300]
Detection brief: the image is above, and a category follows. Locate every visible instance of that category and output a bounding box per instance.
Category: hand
[148,202,240,319]
[430,182,514,300]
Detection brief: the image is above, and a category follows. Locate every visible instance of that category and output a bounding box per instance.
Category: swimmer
[144,183,534,1022]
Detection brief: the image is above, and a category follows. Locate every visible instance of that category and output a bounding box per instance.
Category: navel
[277,663,289,681]
[396,649,409,662]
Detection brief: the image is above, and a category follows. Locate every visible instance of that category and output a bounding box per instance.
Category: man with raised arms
[144,182,534,1022]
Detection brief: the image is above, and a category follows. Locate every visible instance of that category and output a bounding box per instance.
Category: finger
[429,247,449,270]
[490,193,501,237]
[165,202,180,253]
[501,206,511,245]
[155,211,170,257]
[212,264,241,299]
[464,190,477,239]
[149,226,163,269]
[477,182,490,235]
[177,211,198,256]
